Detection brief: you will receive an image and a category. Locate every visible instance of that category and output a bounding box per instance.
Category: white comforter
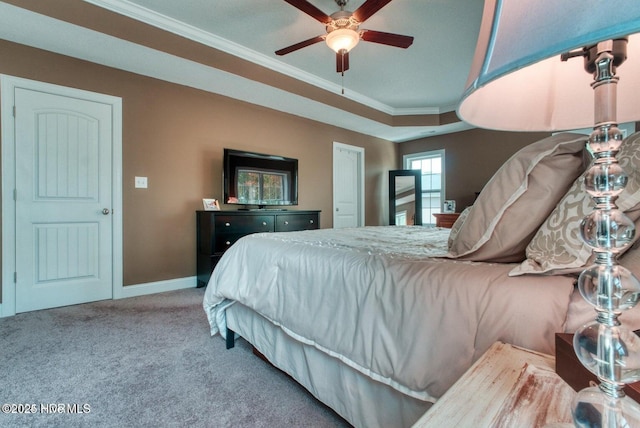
[203,226,575,402]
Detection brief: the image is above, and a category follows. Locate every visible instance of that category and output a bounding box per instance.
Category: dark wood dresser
[196,210,320,287]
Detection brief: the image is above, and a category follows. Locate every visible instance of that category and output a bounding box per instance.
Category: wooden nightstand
[412,342,576,427]
[432,212,460,228]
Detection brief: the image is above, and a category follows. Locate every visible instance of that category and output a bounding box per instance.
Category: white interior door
[14,87,114,312]
[333,142,364,228]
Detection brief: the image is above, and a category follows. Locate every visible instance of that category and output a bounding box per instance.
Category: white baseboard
[0,276,198,317]
[115,276,197,299]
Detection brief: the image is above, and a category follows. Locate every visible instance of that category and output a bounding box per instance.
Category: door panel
[36,223,99,281]
[15,88,113,313]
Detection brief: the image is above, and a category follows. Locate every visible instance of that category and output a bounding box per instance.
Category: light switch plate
[135,176,148,188]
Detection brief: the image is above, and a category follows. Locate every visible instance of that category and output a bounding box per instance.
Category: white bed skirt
[226,303,433,428]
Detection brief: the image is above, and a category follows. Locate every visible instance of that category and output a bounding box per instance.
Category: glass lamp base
[572,386,640,428]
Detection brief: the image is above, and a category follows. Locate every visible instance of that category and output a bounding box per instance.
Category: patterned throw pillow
[510,131,640,276]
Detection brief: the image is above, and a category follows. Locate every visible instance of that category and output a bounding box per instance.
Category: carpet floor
[0,287,350,427]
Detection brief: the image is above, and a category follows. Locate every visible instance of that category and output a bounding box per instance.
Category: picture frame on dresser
[202,198,220,211]
[443,200,456,213]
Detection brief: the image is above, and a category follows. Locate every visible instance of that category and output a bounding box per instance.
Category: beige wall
[0,39,581,301]
[0,40,397,291]
[398,128,552,210]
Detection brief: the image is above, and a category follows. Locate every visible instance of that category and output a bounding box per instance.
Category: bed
[203,132,640,428]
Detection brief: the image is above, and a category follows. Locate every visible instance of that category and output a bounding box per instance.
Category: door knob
[102,208,111,215]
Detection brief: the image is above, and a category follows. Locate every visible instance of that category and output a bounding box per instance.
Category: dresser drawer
[197,210,320,288]
[214,215,274,233]
[213,233,250,253]
[275,214,319,232]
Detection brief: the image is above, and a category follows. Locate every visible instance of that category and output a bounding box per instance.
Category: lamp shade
[458,0,640,131]
[325,28,360,53]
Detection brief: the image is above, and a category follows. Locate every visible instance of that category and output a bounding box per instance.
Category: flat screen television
[223,148,298,208]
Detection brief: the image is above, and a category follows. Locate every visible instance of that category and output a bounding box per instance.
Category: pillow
[510,131,640,276]
[447,206,471,249]
[447,133,588,263]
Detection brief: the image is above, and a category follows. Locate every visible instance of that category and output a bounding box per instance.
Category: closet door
[333,142,364,228]
[14,87,114,312]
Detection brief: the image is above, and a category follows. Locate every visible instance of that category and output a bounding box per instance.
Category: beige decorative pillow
[510,131,640,276]
[447,133,588,263]
[447,206,471,250]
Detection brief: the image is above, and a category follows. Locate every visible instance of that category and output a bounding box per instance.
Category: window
[237,169,288,204]
[395,210,408,226]
[404,150,445,226]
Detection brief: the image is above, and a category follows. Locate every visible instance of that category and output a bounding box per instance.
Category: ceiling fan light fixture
[325,28,360,53]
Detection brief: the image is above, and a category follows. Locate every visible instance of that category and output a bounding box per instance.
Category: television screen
[223,149,298,207]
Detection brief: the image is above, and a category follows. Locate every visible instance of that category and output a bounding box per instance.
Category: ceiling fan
[276,0,414,74]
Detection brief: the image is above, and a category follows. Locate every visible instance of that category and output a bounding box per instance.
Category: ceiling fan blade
[352,0,393,23]
[336,51,350,73]
[283,0,332,24]
[361,30,414,48]
[275,35,325,55]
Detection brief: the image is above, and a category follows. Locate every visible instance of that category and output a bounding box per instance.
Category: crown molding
[0,1,467,141]
[83,0,446,116]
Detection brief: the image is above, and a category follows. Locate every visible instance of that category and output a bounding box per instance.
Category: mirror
[389,170,422,226]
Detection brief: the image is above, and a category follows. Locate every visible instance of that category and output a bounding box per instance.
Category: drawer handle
[225,241,231,246]
[262,221,267,226]
[309,220,314,224]
[225,222,231,227]
[284,221,289,225]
